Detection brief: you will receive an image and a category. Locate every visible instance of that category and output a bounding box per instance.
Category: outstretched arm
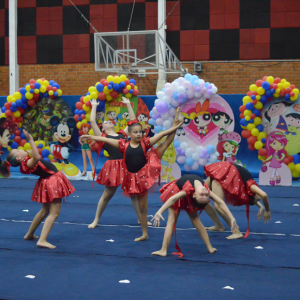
[250,185,271,223]
[122,97,136,135]
[151,191,186,227]
[209,191,238,233]
[79,135,119,149]
[90,99,102,137]
[149,120,183,146]
[24,130,40,169]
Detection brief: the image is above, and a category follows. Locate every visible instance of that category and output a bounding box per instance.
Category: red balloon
[4,102,12,109]
[247,91,252,96]
[240,113,244,119]
[133,89,139,96]
[81,114,86,119]
[247,136,257,145]
[5,110,12,117]
[252,100,257,105]
[15,129,21,136]
[124,79,130,85]
[85,101,91,107]
[111,91,119,98]
[75,102,83,110]
[12,116,16,122]
[100,79,106,85]
[16,117,23,122]
[18,108,25,114]
[123,88,129,94]
[29,79,36,84]
[33,93,39,99]
[46,85,52,92]
[130,83,134,89]
[20,139,27,147]
[291,84,295,89]
[14,136,21,143]
[258,148,267,156]
[280,89,286,97]
[80,96,84,104]
[286,87,292,93]
[74,115,79,122]
[98,92,106,101]
[274,77,281,83]
[288,155,294,163]
[30,84,35,89]
[241,130,251,139]
[273,84,278,89]
[38,148,42,155]
[251,113,256,119]
[252,91,258,96]
[262,76,268,81]
[256,80,263,87]
[284,158,289,165]
[103,80,109,87]
[290,92,295,97]
[239,105,246,113]
[52,87,57,92]
[248,144,256,151]
[28,100,35,107]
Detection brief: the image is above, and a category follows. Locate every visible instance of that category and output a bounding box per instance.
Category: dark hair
[0,159,10,177]
[128,123,142,133]
[0,118,8,137]
[211,111,233,125]
[264,101,293,122]
[192,198,207,210]
[285,113,300,120]
[6,151,21,167]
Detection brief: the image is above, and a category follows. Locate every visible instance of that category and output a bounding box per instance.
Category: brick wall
[1,60,300,97]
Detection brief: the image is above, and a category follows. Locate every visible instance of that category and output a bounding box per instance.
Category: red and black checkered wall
[1,0,300,66]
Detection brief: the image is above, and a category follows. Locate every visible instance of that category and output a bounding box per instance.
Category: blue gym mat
[0,179,299,300]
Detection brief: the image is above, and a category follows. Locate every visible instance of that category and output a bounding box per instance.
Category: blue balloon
[16,100,22,107]
[162,88,165,92]
[293,154,300,164]
[11,102,17,108]
[250,95,256,100]
[109,81,114,85]
[20,88,26,95]
[256,124,264,132]
[34,82,41,89]
[270,88,275,94]
[86,92,90,95]
[21,96,27,103]
[18,128,23,133]
[79,110,85,115]
[148,118,156,126]
[43,92,49,98]
[43,158,50,162]
[38,143,43,149]
[107,84,112,90]
[25,83,29,87]
[149,111,153,117]
[261,138,266,143]
[53,92,58,97]
[74,109,79,115]
[78,117,82,122]
[240,118,248,127]
[249,119,254,123]
[154,125,163,133]
[10,106,17,112]
[30,89,34,93]
[265,91,272,98]
[262,81,270,90]
[53,83,60,89]
[245,102,254,110]
[10,134,15,140]
[113,83,119,91]
[99,101,105,109]
[11,142,18,149]
[96,84,104,92]
[1,107,6,113]
[129,79,136,85]
[186,157,194,166]
[49,80,55,85]
[174,140,180,148]
[172,92,178,100]
[253,109,261,117]
[22,104,28,110]
[119,82,126,88]
[129,89,134,94]
[285,94,290,101]
[184,74,192,81]
[168,104,172,109]
[20,133,26,139]
[42,149,50,157]
[206,145,215,155]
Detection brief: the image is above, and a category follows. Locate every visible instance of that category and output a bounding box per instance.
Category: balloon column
[149,74,219,171]
[0,78,61,162]
[74,74,139,134]
[239,76,300,177]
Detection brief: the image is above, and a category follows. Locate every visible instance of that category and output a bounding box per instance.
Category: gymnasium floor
[0,179,299,300]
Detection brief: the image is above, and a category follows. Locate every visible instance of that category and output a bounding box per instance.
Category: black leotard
[104,134,124,160]
[32,159,58,178]
[125,143,147,173]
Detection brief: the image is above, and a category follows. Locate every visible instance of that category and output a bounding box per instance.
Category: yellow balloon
[245,116,251,121]
[254,102,263,109]
[83,104,90,112]
[25,85,31,92]
[120,74,127,81]
[103,87,110,95]
[13,111,21,118]
[292,170,299,178]
[18,146,24,150]
[281,79,287,84]
[288,162,295,171]
[7,146,12,151]
[40,85,46,93]
[257,87,265,95]
[39,141,45,147]
[251,128,259,136]
[254,117,261,125]
[34,141,40,146]
[258,155,266,161]
[247,123,255,131]
[241,125,246,129]
[13,92,22,99]
[106,95,113,101]
[274,93,280,98]
[292,88,299,95]
[126,85,131,90]
[45,146,50,151]
[283,82,290,89]
[104,150,109,157]
[266,76,274,84]
[11,97,16,102]
[57,89,62,96]
[34,89,40,94]
[42,80,49,87]
[256,95,261,101]
[7,95,14,102]
[86,95,91,102]
[48,154,54,160]
[0,113,6,118]
[26,92,33,99]
[85,114,90,122]
[242,96,251,102]
[244,110,252,117]
[82,119,87,124]
[277,83,283,90]
[88,86,97,94]
[254,141,263,150]
[107,75,114,82]
[90,92,98,99]
[257,132,267,141]
[88,129,94,135]
[37,79,43,84]
[291,95,298,101]
[249,84,257,91]
[113,76,120,84]
[49,90,54,96]
[295,163,300,172]
[125,93,132,98]
[24,143,31,150]
[77,122,82,129]
[134,85,138,90]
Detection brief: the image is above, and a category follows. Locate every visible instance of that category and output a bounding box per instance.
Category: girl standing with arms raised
[80,109,183,241]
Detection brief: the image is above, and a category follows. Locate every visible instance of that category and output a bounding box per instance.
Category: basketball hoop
[114,63,134,75]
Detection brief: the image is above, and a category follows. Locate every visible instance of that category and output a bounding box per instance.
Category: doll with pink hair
[262,131,287,185]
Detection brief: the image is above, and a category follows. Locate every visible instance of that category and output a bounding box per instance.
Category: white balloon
[157,91,165,99]
[171,82,178,91]
[177,156,186,164]
[180,142,188,150]
[163,120,171,129]
[177,77,185,86]
[183,81,192,89]
[168,116,174,123]
[192,153,199,161]
[204,93,211,99]
[153,107,158,114]
[169,107,176,117]
[155,99,162,105]
[170,99,179,107]
[185,148,194,157]
[198,158,207,166]
[199,79,205,86]
[196,146,204,153]
[191,161,199,170]
[178,86,185,94]
[164,82,171,88]
[161,112,169,120]
[184,163,192,172]
[194,92,201,98]
[187,90,195,99]
[209,155,218,163]
[156,118,164,126]
[163,96,171,104]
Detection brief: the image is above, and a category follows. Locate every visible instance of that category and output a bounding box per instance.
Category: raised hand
[91,99,99,106]
[121,97,130,105]
[23,130,33,141]
[151,212,165,227]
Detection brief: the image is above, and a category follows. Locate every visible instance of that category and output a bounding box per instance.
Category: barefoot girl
[88,97,143,229]
[80,109,183,241]
[204,162,271,238]
[0,130,75,249]
[151,174,238,257]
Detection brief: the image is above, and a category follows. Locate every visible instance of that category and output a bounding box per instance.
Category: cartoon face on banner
[22,97,73,145]
[261,97,300,155]
[102,96,150,135]
[176,94,235,149]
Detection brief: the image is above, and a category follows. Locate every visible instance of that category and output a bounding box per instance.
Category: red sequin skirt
[121,148,161,195]
[96,159,124,187]
[204,162,257,206]
[32,171,76,203]
[160,181,202,213]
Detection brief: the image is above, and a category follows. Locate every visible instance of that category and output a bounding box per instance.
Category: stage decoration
[149,74,235,172]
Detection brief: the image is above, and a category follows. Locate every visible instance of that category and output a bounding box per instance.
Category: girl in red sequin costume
[88,98,147,229]
[204,162,271,239]
[1,130,75,249]
[80,108,183,241]
[151,174,238,257]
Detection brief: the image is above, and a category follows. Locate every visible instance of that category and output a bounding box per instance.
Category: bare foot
[151,249,167,257]
[134,234,148,242]
[257,206,265,220]
[138,220,152,226]
[208,247,217,254]
[226,232,243,239]
[88,221,98,229]
[205,225,225,232]
[24,234,39,240]
[36,240,56,249]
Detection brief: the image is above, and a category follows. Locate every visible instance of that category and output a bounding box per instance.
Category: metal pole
[9,0,19,95]
[158,0,166,81]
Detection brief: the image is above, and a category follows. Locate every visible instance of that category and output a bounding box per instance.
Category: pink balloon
[165,88,173,97]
